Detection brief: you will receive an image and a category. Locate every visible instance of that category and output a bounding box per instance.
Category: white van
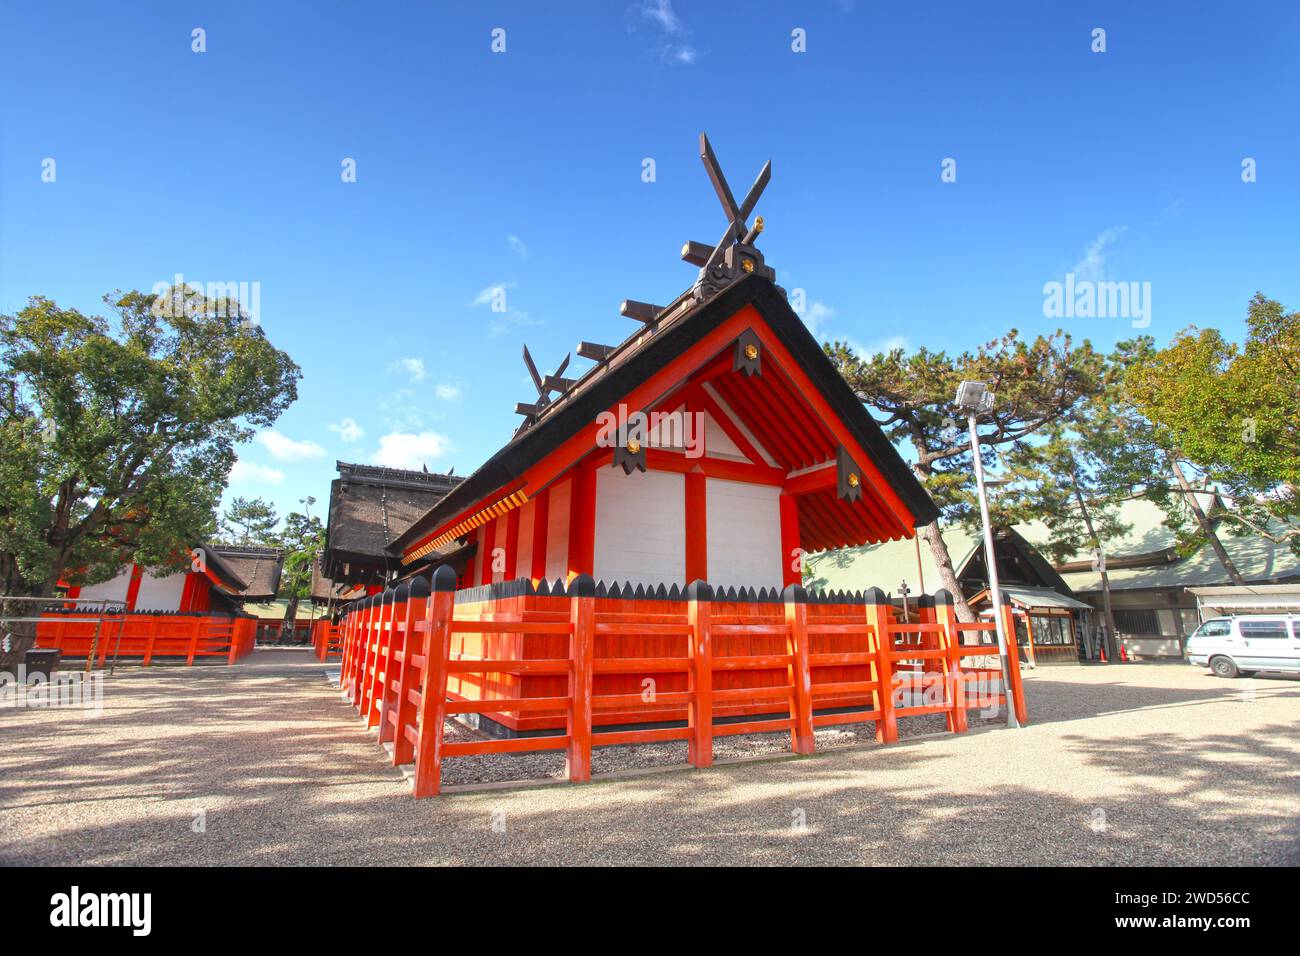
[1185,615,1300,678]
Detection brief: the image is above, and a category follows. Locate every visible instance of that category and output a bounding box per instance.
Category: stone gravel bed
[437,709,994,788]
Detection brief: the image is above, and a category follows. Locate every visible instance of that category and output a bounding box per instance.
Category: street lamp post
[956,380,1021,729]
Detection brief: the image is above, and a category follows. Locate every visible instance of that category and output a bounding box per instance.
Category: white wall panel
[705,479,782,589]
[544,478,571,582]
[76,567,132,605]
[134,569,187,611]
[594,469,685,587]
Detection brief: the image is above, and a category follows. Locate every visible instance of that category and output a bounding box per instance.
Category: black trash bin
[22,648,61,681]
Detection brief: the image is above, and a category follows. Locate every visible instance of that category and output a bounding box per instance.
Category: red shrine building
[391,220,937,587]
[62,544,283,612]
[336,135,1026,796]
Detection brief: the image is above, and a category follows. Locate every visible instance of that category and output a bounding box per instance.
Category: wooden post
[378,582,411,741]
[480,520,496,586]
[567,469,597,581]
[144,616,161,667]
[1000,595,1029,725]
[364,590,394,728]
[392,576,430,765]
[185,617,199,667]
[566,574,595,782]
[686,580,713,768]
[685,472,708,583]
[935,589,967,734]
[349,598,370,705]
[864,587,898,743]
[1021,611,1038,668]
[779,492,801,587]
[413,565,458,798]
[783,584,816,754]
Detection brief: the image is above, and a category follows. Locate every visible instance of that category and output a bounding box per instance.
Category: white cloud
[328,417,364,443]
[387,356,426,382]
[507,235,528,259]
[860,335,909,357]
[632,0,699,65]
[255,430,326,462]
[1072,226,1127,282]
[489,309,542,337]
[230,460,285,486]
[801,301,836,339]
[434,382,461,401]
[370,431,451,470]
[470,279,517,307]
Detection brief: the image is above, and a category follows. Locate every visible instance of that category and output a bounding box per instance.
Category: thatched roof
[210,545,284,601]
[323,461,462,584]
[309,559,364,603]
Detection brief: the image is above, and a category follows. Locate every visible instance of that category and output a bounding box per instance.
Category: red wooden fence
[35,614,258,666]
[312,619,343,661]
[336,568,1029,798]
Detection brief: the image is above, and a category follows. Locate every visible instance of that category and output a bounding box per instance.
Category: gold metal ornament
[626,438,642,455]
[847,473,860,488]
[744,343,759,360]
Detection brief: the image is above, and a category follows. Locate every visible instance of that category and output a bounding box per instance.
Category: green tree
[0,288,300,670]
[1125,294,1300,555]
[221,496,280,545]
[276,499,324,644]
[829,330,1105,620]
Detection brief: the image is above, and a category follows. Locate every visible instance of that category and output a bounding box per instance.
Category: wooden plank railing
[35,613,257,665]
[334,575,1030,798]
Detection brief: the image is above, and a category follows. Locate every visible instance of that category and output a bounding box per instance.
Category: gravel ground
[1,648,1296,866]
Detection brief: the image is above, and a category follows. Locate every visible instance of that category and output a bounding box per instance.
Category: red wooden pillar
[144,616,161,667]
[178,572,197,613]
[935,589,967,733]
[686,580,713,767]
[566,575,595,782]
[567,468,597,582]
[339,606,354,687]
[530,488,550,585]
[124,564,143,612]
[865,588,898,743]
[779,493,801,587]
[480,520,497,586]
[685,471,708,584]
[783,584,815,754]
[1000,598,1029,726]
[503,507,521,581]
[413,565,458,798]
[365,592,394,728]
[379,582,412,743]
[392,576,430,765]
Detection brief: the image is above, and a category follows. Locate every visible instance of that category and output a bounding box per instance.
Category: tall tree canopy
[220,496,280,545]
[276,500,325,643]
[0,288,300,667]
[829,329,1105,620]
[1125,294,1300,555]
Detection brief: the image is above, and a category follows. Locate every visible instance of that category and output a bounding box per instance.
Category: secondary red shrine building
[337,135,1027,795]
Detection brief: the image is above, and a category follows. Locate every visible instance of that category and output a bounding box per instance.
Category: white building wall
[705,479,783,589]
[593,468,686,587]
[76,567,132,605]
[76,565,187,611]
[134,570,187,611]
[544,478,571,582]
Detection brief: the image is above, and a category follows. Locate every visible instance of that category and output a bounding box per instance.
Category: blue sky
[3,1,1297,526]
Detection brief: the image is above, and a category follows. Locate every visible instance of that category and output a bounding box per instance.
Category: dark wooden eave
[391,274,939,557]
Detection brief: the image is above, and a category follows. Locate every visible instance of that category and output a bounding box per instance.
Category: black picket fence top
[39,607,256,619]
[338,574,962,612]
